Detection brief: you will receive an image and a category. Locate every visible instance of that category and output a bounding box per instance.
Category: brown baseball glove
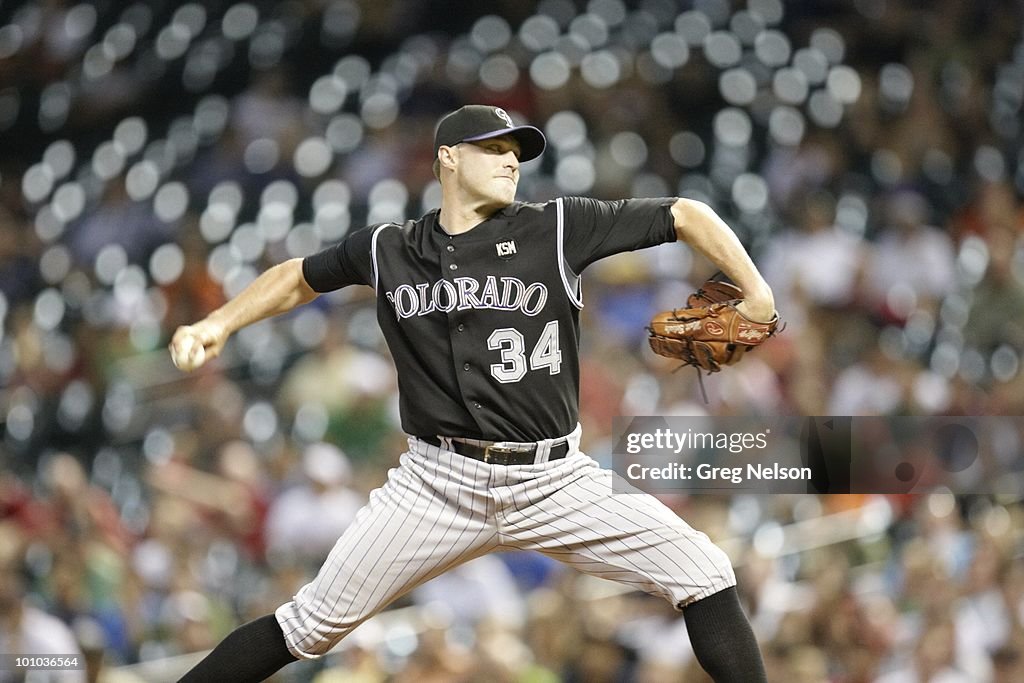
[648,280,780,373]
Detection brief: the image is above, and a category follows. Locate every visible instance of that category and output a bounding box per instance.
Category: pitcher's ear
[438,145,458,172]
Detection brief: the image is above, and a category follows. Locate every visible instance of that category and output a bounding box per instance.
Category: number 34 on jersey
[487,320,562,383]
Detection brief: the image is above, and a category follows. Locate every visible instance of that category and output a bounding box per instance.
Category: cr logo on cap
[494,107,514,128]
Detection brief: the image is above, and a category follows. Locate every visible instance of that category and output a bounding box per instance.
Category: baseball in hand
[171,333,206,371]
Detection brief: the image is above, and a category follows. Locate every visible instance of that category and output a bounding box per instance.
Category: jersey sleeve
[560,196,678,272]
[301,225,376,292]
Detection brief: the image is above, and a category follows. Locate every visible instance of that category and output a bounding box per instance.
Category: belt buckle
[483,441,534,465]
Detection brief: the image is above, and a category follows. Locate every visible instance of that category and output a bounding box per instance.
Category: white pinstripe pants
[276,429,736,659]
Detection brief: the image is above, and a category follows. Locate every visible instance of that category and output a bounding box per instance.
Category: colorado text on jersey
[384,276,549,319]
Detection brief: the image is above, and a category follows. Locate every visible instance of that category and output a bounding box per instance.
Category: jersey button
[446,245,455,252]
[473,402,482,409]
[449,263,458,271]
[457,324,465,332]
[463,362,471,371]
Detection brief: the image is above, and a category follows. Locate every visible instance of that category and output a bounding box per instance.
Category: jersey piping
[369,223,392,291]
[556,198,584,310]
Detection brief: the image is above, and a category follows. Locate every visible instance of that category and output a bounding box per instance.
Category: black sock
[178,614,298,682]
[683,586,767,683]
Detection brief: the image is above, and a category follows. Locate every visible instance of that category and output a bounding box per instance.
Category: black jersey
[302,196,677,441]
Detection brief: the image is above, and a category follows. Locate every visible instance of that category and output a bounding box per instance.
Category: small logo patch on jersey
[496,240,517,259]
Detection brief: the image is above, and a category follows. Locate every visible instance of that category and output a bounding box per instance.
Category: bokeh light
[670,131,706,168]
[546,111,588,151]
[793,47,829,85]
[531,52,571,90]
[810,27,846,64]
[556,155,596,193]
[42,140,76,180]
[222,3,259,41]
[676,10,711,46]
[470,15,511,53]
[519,14,560,52]
[768,106,805,146]
[749,0,785,25]
[720,68,757,105]
[149,243,186,285]
[153,182,189,224]
[294,137,334,178]
[650,32,689,69]
[713,108,753,147]
[0,24,24,60]
[773,67,809,104]
[173,4,207,38]
[22,163,54,204]
[570,13,609,50]
[580,50,621,88]
[309,76,348,115]
[609,132,647,170]
[92,141,126,181]
[40,245,72,285]
[326,113,365,154]
[51,182,86,223]
[125,160,161,201]
[754,30,790,67]
[479,55,519,91]
[361,92,399,129]
[244,139,279,174]
[703,30,742,68]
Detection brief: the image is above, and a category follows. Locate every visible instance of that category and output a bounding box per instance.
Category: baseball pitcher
[171,105,775,682]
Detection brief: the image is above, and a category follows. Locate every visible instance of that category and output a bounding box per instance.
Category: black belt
[421,435,570,465]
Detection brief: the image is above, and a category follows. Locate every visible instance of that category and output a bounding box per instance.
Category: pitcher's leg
[181,450,498,682]
[504,462,735,605]
[683,586,767,682]
[278,457,497,658]
[503,458,764,682]
[177,614,296,682]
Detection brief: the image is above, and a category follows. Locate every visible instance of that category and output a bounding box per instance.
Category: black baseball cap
[434,105,546,163]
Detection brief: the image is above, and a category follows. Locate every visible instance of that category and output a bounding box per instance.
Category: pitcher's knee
[675,540,737,608]
[275,598,363,659]
[708,542,736,583]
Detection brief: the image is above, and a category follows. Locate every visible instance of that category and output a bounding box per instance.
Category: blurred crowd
[1,0,1023,681]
